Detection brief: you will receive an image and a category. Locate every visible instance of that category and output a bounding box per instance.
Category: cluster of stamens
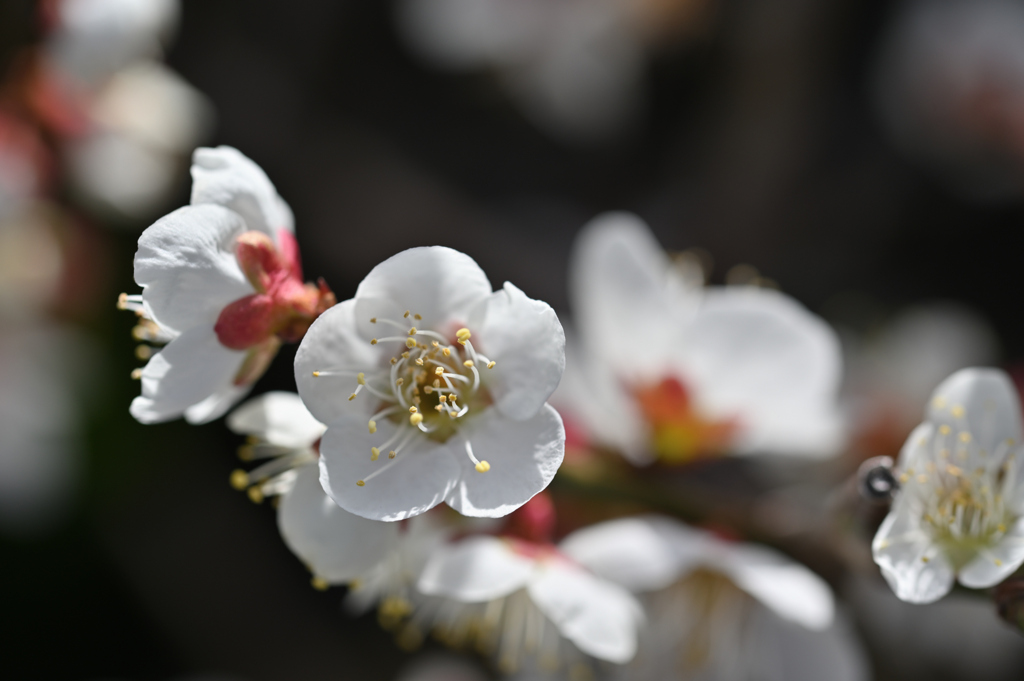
[118,293,174,377]
[313,310,497,487]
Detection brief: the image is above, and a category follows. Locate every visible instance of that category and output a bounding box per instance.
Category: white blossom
[556,212,844,465]
[872,367,1024,603]
[124,146,334,424]
[295,246,565,521]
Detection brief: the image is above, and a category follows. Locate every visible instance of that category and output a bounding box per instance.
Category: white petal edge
[190,146,294,237]
[926,367,1024,458]
[958,516,1024,588]
[417,535,534,602]
[872,498,955,604]
[227,391,326,447]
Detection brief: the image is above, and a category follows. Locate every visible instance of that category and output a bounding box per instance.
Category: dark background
[3,0,1024,679]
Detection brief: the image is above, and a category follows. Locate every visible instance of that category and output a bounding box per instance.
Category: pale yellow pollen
[229,470,249,490]
[404,310,411,318]
[939,425,952,436]
[998,523,1008,533]
[401,351,410,359]
[390,357,398,365]
[456,328,471,341]
[432,379,441,388]
[357,480,365,487]
[487,361,496,369]
[878,539,891,549]
[370,317,377,323]
[368,420,377,434]
[312,371,321,377]
[959,432,972,443]
[442,347,451,357]
[951,405,965,418]
[370,338,378,345]
[389,450,396,459]
[933,396,946,409]
[435,405,444,411]
[247,487,264,504]
[921,556,929,563]
[995,559,1004,566]
[371,447,380,461]
[917,474,928,483]
[116,292,129,309]
[1008,438,1016,446]
[408,327,417,335]
[130,368,142,380]
[435,367,445,376]
[475,461,491,473]
[357,372,365,385]
[135,345,152,360]
[396,377,405,386]
[432,341,440,348]
[410,413,424,426]
[464,360,474,368]
[237,445,254,461]
[899,472,911,484]
[348,393,357,401]
[311,576,330,591]
[439,394,448,403]
[415,313,422,320]
[448,411,456,419]
[415,358,424,366]
[946,464,963,477]
[424,385,433,394]
[405,338,417,348]
[409,405,418,413]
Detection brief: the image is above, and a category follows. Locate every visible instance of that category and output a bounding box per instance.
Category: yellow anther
[464,360,474,368]
[921,556,929,563]
[396,378,405,386]
[369,420,377,434]
[409,405,418,413]
[130,368,143,380]
[899,472,910,484]
[448,411,456,419]
[439,394,448,403]
[442,347,451,357]
[433,379,440,388]
[424,385,433,394]
[238,445,254,461]
[247,487,264,504]
[435,405,443,411]
[357,372,365,385]
[404,310,411,318]
[435,367,444,375]
[946,464,963,477]
[475,461,491,473]
[917,474,928,483]
[370,317,377,323]
[405,338,417,348]
[402,351,410,358]
[939,425,951,436]
[389,450,396,459]
[117,292,129,309]
[357,480,365,487]
[951,405,965,418]
[408,327,417,335]
[933,396,946,408]
[135,345,152,360]
[959,432,972,443]
[390,357,398,365]
[999,523,1008,533]
[311,576,330,591]
[371,338,378,345]
[410,413,424,426]
[348,393,357,401]
[312,371,321,377]
[456,328,471,340]
[487,361,496,369]
[995,559,1004,566]
[415,358,424,365]
[413,395,421,405]
[432,341,440,348]
[371,447,380,461]
[415,314,422,320]
[230,470,249,490]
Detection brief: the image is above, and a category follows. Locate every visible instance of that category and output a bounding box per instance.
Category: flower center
[312,310,499,486]
[633,377,738,464]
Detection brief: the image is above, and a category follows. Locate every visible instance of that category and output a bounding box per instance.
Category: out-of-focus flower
[562,516,868,681]
[124,146,335,424]
[295,246,565,521]
[0,112,52,216]
[417,533,643,672]
[557,213,843,465]
[873,0,1024,200]
[227,392,400,587]
[873,367,1024,603]
[395,0,713,143]
[843,302,999,460]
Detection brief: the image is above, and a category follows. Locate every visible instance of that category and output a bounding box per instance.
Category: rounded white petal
[958,516,1024,588]
[528,560,642,664]
[558,516,687,592]
[681,286,844,457]
[718,543,835,630]
[227,391,326,447]
[872,499,955,604]
[294,299,380,425]
[468,281,565,421]
[129,325,245,424]
[318,418,461,521]
[183,382,250,425]
[444,404,564,519]
[569,212,700,375]
[896,422,935,470]
[742,607,870,681]
[418,535,534,602]
[278,463,398,583]
[353,246,493,340]
[190,146,294,236]
[926,367,1023,456]
[134,204,253,334]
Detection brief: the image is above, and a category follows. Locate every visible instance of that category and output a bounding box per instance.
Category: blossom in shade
[226,391,399,587]
[123,146,335,424]
[556,212,843,465]
[560,516,868,681]
[295,246,565,521]
[416,533,643,673]
[873,367,1024,604]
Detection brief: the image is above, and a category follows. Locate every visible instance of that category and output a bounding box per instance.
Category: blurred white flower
[417,533,643,672]
[125,146,335,424]
[873,367,1024,603]
[0,113,50,217]
[561,516,869,681]
[874,0,1024,200]
[556,213,844,465]
[295,246,565,521]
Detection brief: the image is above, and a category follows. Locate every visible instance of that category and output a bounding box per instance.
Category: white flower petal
[294,299,380,425]
[681,286,844,457]
[872,498,955,604]
[227,391,326,447]
[558,516,689,592]
[468,281,565,421]
[190,146,294,236]
[569,212,700,375]
[183,382,250,425]
[528,560,641,664]
[926,367,1024,457]
[353,246,493,340]
[718,543,835,630]
[444,404,564,518]
[896,422,935,470]
[134,204,252,334]
[278,463,398,583]
[129,325,245,424]
[742,607,870,681]
[318,418,461,521]
[417,535,534,602]
[958,517,1024,588]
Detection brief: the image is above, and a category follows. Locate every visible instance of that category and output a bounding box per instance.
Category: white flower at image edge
[296,246,566,521]
[226,392,400,585]
[418,534,643,667]
[873,367,1024,604]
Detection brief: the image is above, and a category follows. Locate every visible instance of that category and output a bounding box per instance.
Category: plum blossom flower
[561,516,868,681]
[295,246,565,521]
[556,212,843,465]
[872,367,1024,604]
[226,392,399,587]
[123,146,335,424]
[417,533,643,673]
